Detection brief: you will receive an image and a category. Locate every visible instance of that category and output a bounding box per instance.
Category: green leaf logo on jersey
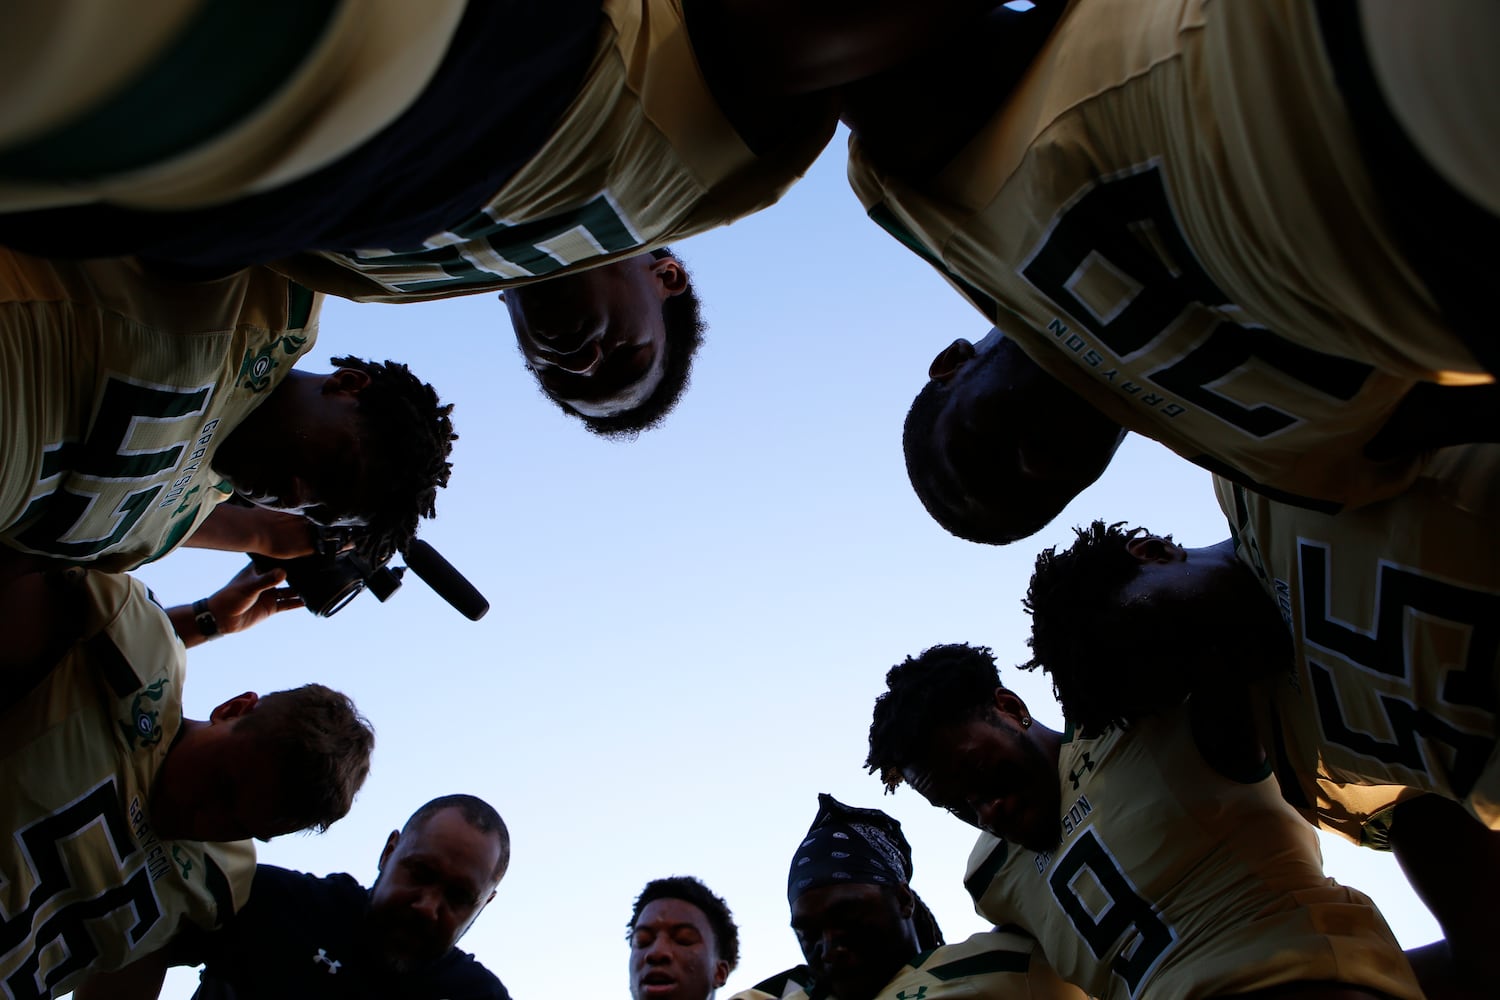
[237,344,281,393]
[238,332,309,392]
[172,844,195,880]
[172,484,202,516]
[277,331,309,355]
[120,678,169,749]
[897,988,928,1000]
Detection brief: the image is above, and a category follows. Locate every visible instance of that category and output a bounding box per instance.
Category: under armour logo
[313,948,342,974]
[1068,752,1095,790]
[896,988,928,1000]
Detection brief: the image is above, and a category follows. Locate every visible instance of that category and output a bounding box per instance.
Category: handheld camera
[252,527,489,621]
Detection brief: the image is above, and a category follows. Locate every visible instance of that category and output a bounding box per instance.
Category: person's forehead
[791,882,885,921]
[635,897,712,933]
[902,721,984,792]
[400,811,498,878]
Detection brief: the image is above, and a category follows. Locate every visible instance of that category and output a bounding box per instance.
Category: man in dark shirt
[74,794,512,1000]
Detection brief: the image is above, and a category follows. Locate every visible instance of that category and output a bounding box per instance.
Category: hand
[205,564,305,636]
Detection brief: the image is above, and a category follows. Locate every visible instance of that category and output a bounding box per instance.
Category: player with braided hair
[323,355,456,564]
[867,642,1422,1000]
[1021,448,1500,996]
[0,247,456,573]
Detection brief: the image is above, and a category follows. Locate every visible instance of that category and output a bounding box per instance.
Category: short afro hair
[329,355,456,564]
[628,875,740,970]
[867,643,1003,793]
[403,794,511,883]
[542,248,707,439]
[903,379,1050,545]
[903,379,993,542]
[1022,520,1153,735]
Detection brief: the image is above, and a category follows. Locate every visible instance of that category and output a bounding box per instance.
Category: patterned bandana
[787,793,914,905]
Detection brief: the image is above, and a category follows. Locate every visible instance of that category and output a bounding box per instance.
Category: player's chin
[1014,809,1064,855]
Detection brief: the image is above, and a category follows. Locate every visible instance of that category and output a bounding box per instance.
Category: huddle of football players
[1,1,1496,998]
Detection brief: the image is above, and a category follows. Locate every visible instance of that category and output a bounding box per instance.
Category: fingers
[270,589,305,614]
[225,567,287,598]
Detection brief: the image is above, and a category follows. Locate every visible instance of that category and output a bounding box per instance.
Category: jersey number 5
[0,781,161,999]
[1300,540,1500,796]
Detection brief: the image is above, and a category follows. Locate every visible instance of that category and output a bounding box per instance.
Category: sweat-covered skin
[628,876,740,1000]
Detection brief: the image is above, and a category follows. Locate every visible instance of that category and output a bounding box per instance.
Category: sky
[136,131,1439,1000]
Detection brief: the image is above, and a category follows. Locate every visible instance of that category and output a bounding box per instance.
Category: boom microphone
[402,539,490,621]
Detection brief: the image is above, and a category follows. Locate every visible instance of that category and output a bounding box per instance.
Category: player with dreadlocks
[0,247,456,579]
[319,354,457,564]
[1022,446,1500,997]
[866,641,1422,1000]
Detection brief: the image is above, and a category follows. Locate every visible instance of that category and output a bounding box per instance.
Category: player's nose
[972,796,1007,835]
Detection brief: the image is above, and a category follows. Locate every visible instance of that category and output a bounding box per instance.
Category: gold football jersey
[0,1,464,212]
[0,571,254,999]
[848,0,1490,511]
[0,249,319,571]
[729,930,1083,1000]
[1217,445,1500,832]
[964,708,1420,1000]
[276,0,835,303]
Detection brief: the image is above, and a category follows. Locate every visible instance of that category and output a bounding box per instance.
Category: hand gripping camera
[252,528,489,620]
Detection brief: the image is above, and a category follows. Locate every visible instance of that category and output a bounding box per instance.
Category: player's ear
[1124,534,1181,564]
[993,687,1032,727]
[324,368,372,395]
[651,257,689,298]
[712,958,730,989]
[378,829,400,870]
[929,338,976,381]
[210,691,259,723]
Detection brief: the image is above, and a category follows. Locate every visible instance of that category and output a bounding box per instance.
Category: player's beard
[1015,731,1065,854]
[363,885,450,973]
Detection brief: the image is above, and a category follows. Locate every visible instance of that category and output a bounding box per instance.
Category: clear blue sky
[139,132,1437,1000]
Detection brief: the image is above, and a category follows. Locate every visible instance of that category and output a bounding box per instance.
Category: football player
[866,642,1424,1000]
[902,326,1500,545]
[628,876,740,1000]
[1021,447,1500,996]
[0,247,456,572]
[504,247,706,437]
[75,795,513,1000]
[731,792,1080,1000]
[0,3,1003,427]
[0,566,375,999]
[848,0,1499,520]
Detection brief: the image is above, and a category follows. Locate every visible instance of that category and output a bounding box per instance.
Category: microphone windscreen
[403,539,490,621]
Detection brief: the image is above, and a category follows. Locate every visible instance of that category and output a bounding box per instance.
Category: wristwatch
[192,598,221,639]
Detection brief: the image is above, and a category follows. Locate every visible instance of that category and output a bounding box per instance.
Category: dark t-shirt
[181,865,510,1000]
